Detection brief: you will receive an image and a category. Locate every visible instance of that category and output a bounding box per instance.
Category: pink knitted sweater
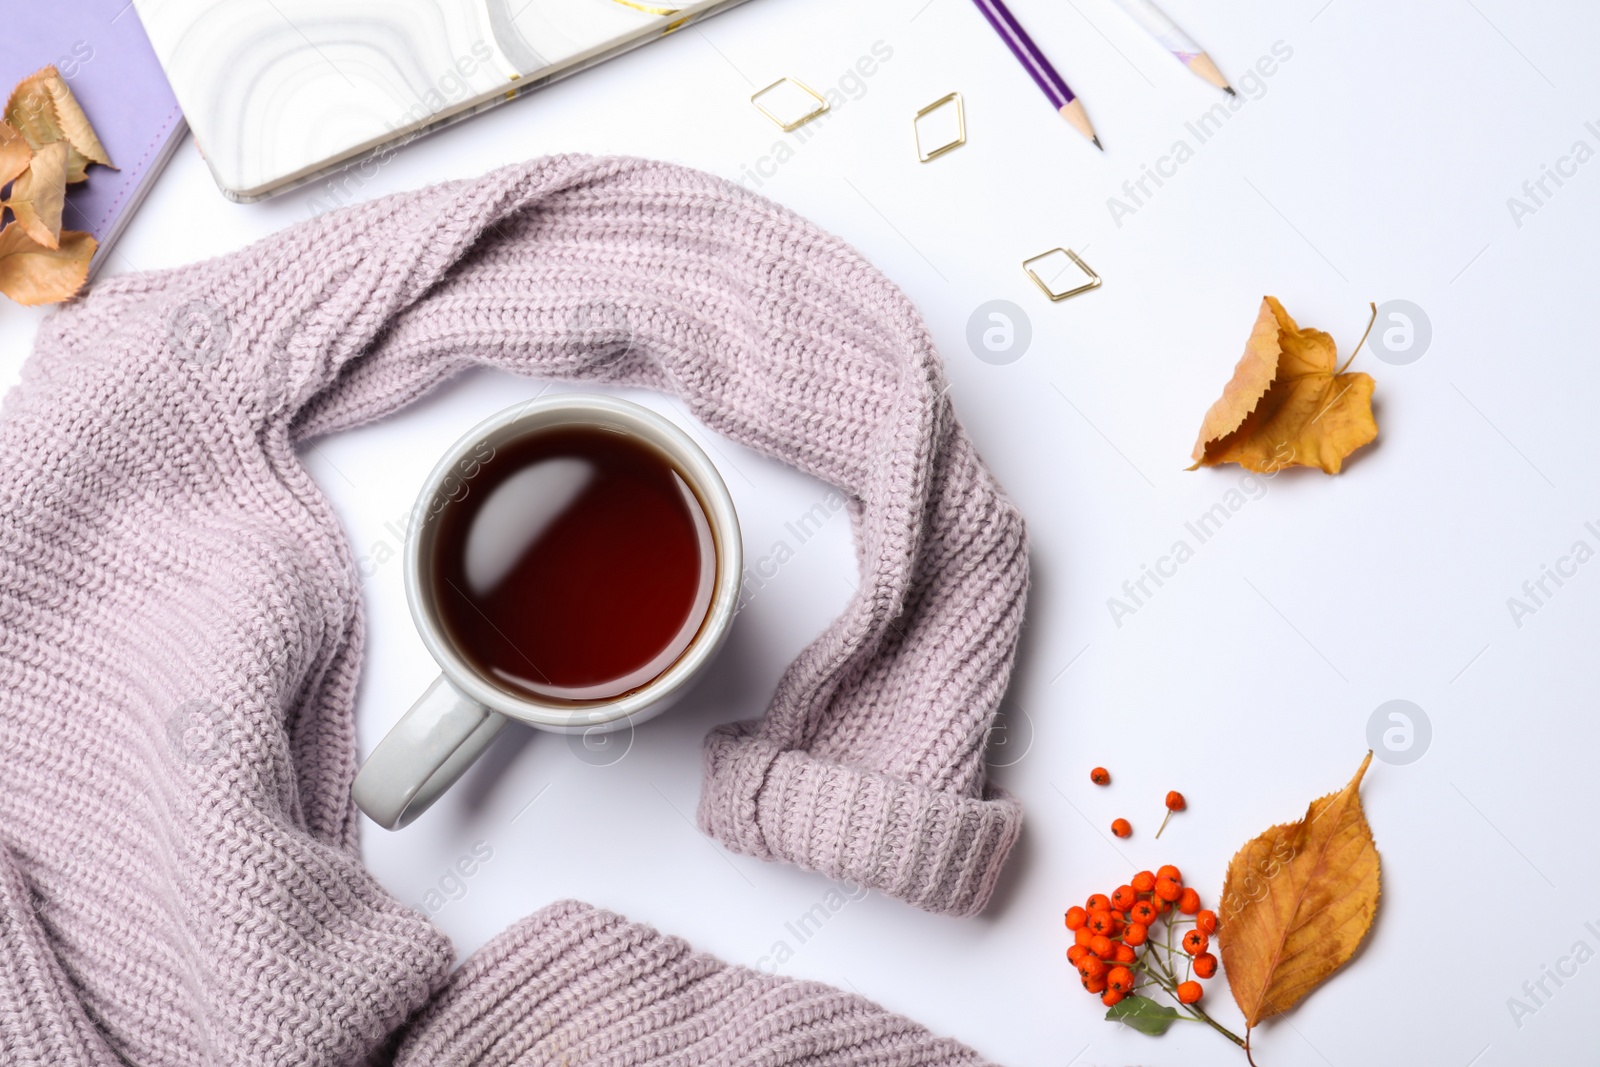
[0,156,1028,1064]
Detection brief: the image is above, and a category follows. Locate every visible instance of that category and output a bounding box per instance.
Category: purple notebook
[1,2,186,276]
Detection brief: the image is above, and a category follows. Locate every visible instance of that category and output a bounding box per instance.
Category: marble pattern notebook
[132,0,752,202]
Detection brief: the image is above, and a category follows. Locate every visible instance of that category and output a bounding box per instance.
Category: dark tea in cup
[429,424,716,704]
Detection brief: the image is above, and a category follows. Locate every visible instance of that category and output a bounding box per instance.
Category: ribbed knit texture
[0,155,1027,1064]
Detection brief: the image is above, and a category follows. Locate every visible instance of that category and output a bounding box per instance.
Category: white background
[4,0,1600,1064]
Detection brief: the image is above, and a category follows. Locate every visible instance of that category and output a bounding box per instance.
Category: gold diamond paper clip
[1022,248,1102,301]
[750,78,830,132]
[914,92,966,162]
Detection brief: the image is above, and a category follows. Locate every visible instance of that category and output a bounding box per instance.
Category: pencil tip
[1093,136,1103,151]
[1224,86,1237,97]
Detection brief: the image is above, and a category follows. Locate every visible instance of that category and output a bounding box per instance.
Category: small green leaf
[1105,994,1181,1036]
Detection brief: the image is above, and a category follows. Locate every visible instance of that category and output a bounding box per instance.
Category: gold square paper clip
[914,92,966,162]
[750,78,830,132]
[1022,247,1102,301]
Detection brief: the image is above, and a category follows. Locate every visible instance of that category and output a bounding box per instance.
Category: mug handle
[353,675,508,830]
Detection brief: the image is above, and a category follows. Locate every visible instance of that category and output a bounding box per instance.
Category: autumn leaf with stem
[0,225,95,305]
[3,140,68,248]
[1190,299,1380,474]
[0,122,29,188]
[4,66,113,183]
[1218,752,1381,1066]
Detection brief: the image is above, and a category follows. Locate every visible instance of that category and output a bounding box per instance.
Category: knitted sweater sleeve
[395,901,995,1067]
[0,846,120,1067]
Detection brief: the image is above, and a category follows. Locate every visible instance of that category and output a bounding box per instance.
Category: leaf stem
[1335,301,1378,375]
[1129,927,1249,1051]
[1190,1005,1248,1050]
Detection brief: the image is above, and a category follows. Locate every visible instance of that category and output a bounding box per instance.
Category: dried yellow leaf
[1218,751,1380,1034]
[3,140,68,248]
[0,224,94,305]
[0,121,29,188]
[1189,297,1377,474]
[4,66,113,184]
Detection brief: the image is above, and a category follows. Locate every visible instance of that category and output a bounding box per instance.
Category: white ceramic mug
[352,394,742,830]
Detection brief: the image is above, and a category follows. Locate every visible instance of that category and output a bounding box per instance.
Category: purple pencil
[969,0,1102,149]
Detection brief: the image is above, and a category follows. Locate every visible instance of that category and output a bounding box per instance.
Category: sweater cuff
[697,726,1022,918]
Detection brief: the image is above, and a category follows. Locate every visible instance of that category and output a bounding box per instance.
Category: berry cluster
[1064,864,1220,1010]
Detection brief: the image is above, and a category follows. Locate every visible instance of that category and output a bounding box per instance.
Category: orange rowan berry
[1156,791,1186,838]
[1086,893,1112,913]
[1101,988,1125,1007]
[1114,942,1136,963]
[1078,955,1106,979]
[1178,887,1201,915]
[1128,900,1157,926]
[1111,885,1138,910]
[1154,877,1181,903]
[1065,906,1087,930]
[1088,911,1116,937]
[1196,909,1218,934]
[1176,980,1203,1004]
[1156,864,1182,882]
[1107,966,1135,994]
[1182,929,1209,956]
[1123,921,1149,946]
[1091,767,1111,785]
[1083,974,1108,994]
[1074,927,1095,947]
[1131,870,1156,893]
[1111,818,1132,838]
[1067,944,1089,964]
[1193,952,1219,979]
[1089,934,1114,958]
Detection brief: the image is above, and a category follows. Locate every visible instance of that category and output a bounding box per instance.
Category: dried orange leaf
[3,140,68,248]
[5,66,113,183]
[0,121,29,187]
[1218,751,1380,1031]
[0,224,94,305]
[2,72,59,150]
[1189,297,1376,474]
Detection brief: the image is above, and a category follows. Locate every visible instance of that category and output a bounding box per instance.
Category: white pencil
[1111,0,1234,95]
